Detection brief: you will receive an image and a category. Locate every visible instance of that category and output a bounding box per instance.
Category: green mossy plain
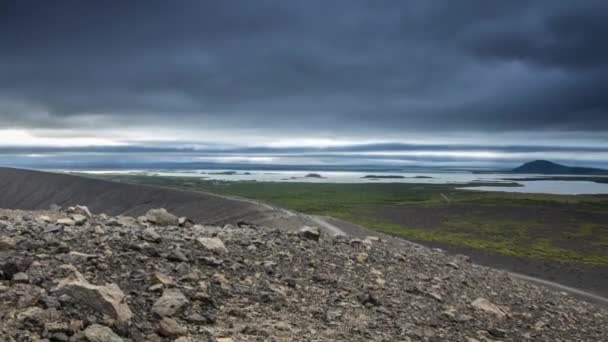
[86,174,608,265]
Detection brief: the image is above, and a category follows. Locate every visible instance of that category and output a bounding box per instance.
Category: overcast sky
[1,1,607,168]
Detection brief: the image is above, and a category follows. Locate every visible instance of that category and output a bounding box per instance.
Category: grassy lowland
[86,174,608,265]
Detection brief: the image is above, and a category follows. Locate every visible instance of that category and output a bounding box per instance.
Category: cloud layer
[1,1,607,166]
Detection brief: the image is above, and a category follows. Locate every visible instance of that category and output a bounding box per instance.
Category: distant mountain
[512,160,608,175]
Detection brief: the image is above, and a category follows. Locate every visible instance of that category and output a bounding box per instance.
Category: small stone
[358,291,381,307]
[471,298,510,319]
[355,252,369,263]
[149,284,164,292]
[175,337,193,342]
[167,249,188,262]
[74,205,93,218]
[50,332,69,342]
[69,320,84,334]
[446,261,460,269]
[488,328,507,338]
[12,272,29,283]
[362,236,379,245]
[197,237,228,255]
[69,251,98,260]
[38,215,52,223]
[178,217,193,227]
[200,256,222,267]
[45,322,70,334]
[117,216,137,227]
[72,214,88,226]
[83,324,123,342]
[153,272,175,286]
[56,218,75,226]
[285,278,297,288]
[157,317,187,337]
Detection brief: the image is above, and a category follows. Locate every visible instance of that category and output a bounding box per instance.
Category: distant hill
[512,160,608,175]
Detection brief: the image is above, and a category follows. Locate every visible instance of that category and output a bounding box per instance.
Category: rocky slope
[0,167,312,230]
[0,206,607,341]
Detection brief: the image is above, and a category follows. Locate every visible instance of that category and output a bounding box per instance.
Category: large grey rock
[142,228,161,243]
[74,205,93,218]
[54,265,133,324]
[152,288,189,317]
[72,214,88,226]
[117,216,137,227]
[0,236,16,250]
[298,226,321,241]
[145,208,179,226]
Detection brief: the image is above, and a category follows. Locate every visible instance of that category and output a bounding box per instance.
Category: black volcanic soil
[0,167,310,230]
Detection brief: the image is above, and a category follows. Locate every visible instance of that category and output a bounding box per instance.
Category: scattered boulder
[0,208,605,341]
[54,265,133,324]
[83,324,123,342]
[0,236,16,250]
[167,249,189,262]
[73,205,93,218]
[37,215,52,223]
[12,272,29,283]
[145,208,179,226]
[298,226,321,241]
[471,298,510,319]
[197,237,228,255]
[157,317,187,337]
[153,272,175,287]
[117,216,137,227]
[355,252,369,263]
[56,218,75,226]
[142,228,161,243]
[152,288,189,317]
[178,217,194,227]
[72,214,88,226]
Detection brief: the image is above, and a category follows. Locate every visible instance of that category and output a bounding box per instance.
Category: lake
[66,168,608,195]
[460,180,608,195]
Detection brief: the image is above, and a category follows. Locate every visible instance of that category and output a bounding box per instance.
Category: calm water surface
[68,169,608,195]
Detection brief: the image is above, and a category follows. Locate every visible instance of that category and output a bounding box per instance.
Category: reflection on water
[460,181,608,195]
[68,169,608,195]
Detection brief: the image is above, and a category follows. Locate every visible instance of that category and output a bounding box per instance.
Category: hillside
[512,160,608,174]
[1,207,607,341]
[0,167,312,230]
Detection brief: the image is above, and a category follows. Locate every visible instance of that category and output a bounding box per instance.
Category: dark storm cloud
[3,142,608,155]
[0,0,607,134]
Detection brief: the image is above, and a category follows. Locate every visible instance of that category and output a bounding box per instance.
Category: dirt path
[306,215,347,236]
[507,272,608,307]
